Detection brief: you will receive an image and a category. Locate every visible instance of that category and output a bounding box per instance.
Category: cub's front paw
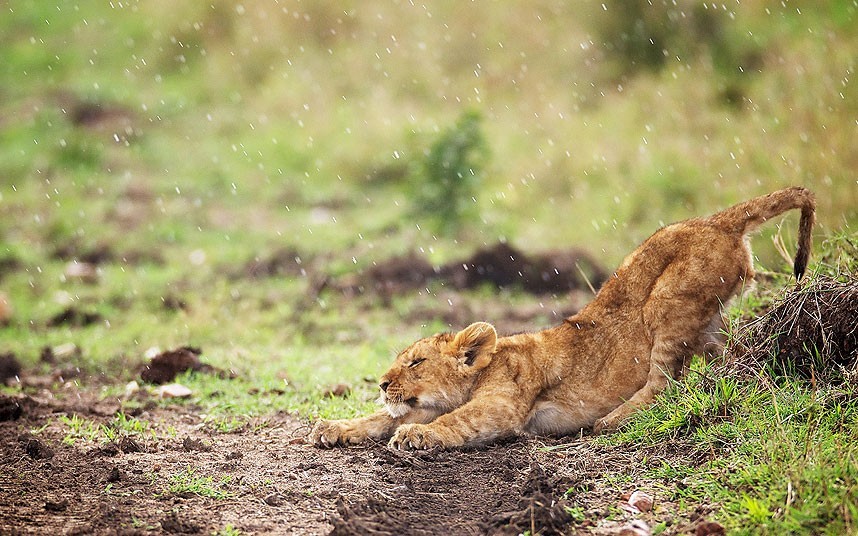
[388,423,450,451]
[309,419,367,448]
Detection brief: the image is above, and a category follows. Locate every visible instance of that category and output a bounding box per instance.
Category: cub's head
[379,322,498,419]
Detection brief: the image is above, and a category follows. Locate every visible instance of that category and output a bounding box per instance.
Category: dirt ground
[0,387,714,536]
[0,245,723,535]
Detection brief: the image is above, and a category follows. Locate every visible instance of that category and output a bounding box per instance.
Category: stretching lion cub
[311,187,815,450]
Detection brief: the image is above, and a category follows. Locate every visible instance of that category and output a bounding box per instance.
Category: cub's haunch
[310,187,815,450]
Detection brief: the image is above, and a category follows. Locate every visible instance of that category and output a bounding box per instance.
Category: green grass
[58,412,158,445]
[601,359,858,534]
[166,467,234,500]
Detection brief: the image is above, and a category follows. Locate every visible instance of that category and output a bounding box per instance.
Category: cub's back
[587,218,750,314]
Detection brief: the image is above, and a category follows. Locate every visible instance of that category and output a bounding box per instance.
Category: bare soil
[0,242,733,535]
[295,242,608,299]
[0,388,711,535]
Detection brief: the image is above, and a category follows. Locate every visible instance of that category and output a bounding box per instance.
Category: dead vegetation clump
[729,274,858,385]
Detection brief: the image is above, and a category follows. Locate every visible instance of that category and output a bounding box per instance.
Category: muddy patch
[0,254,22,282]
[0,352,22,384]
[0,394,23,421]
[48,306,103,328]
[238,248,313,279]
[337,242,606,299]
[51,240,165,267]
[52,241,115,264]
[139,346,229,384]
[442,242,607,295]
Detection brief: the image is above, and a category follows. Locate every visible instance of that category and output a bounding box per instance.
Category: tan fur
[310,187,816,450]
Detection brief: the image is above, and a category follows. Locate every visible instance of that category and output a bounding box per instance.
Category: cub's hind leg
[593,334,689,434]
[594,260,735,433]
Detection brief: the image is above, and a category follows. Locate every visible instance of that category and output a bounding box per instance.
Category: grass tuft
[166,467,234,500]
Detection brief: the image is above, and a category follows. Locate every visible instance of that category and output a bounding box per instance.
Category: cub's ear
[451,322,497,370]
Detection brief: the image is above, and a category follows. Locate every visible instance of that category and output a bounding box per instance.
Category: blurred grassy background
[3,5,856,530]
[1,1,856,399]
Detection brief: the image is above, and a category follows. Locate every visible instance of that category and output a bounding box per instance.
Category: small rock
[155,383,193,398]
[124,380,140,398]
[52,343,82,360]
[44,499,69,512]
[696,520,726,536]
[64,261,99,283]
[117,436,142,453]
[617,520,651,536]
[263,493,282,506]
[225,450,243,460]
[182,436,212,452]
[628,490,654,513]
[24,438,55,460]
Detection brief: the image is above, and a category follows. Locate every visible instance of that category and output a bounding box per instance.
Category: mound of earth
[0,353,22,384]
[441,242,607,294]
[730,275,858,383]
[337,242,607,298]
[240,248,310,279]
[139,346,228,384]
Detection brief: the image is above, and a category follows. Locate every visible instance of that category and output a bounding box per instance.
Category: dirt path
[0,391,706,535]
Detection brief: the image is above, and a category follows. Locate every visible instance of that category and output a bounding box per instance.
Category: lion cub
[311,187,815,450]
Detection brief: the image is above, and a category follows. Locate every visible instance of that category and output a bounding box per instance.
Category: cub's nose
[379,381,391,392]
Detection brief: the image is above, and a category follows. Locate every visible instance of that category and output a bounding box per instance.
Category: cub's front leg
[310,409,397,448]
[389,397,525,450]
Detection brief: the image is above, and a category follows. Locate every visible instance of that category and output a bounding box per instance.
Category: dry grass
[729,274,858,385]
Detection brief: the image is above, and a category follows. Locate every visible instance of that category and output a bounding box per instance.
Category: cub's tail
[710,186,816,280]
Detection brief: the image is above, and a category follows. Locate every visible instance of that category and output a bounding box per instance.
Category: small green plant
[29,422,50,435]
[59,414,103,445]
[213,524,242,536]
[563,505,587,523]
[410,109,489,236]
[741,494,773,525]
[59,412,153,445]
[130,517,152,529]
[167,467,233,499]
[111,412,152,436]
[206,415,246,434]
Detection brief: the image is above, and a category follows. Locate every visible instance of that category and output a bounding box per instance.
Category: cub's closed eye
[408,358,426,368]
